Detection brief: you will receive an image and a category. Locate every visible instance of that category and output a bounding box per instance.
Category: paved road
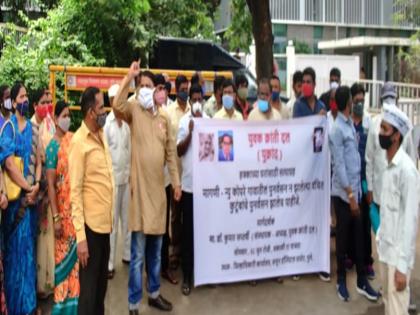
[41,226,420,315]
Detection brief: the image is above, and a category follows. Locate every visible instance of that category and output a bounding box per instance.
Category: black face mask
[379,132,394,150]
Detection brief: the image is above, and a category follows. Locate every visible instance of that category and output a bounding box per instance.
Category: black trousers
[78,225,110,315]
[348,193,374,266]
[181,192,194,281]
[360,193,373,266]
[333,197,365,282]
[161,185,172,271]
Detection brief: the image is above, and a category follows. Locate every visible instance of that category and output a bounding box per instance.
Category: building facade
[215,0,420,83]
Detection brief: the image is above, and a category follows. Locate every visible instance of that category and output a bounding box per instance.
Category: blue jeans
[128,232,163,310]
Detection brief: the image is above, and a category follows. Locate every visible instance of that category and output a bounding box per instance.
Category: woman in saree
[31,88,56,298]
[0,170,8,314]
[46,101,79,314]
[0,81,41,315]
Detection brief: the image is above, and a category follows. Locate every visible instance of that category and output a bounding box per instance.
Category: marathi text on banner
[192,116,331,286]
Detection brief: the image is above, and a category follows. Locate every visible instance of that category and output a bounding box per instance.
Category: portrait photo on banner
[313,127,324,153]
[218,130,234,162]
[199,132,215,162]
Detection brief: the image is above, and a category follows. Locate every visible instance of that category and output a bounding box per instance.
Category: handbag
[0,120,23,201]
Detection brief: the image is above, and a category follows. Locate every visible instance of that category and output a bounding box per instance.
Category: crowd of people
[0,60,418,315]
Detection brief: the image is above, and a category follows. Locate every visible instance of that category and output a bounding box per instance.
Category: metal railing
[312,77,420,126]
[269,0,420,29]
[397,99,420,126]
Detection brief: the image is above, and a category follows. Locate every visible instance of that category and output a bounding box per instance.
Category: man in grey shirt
[329,86,379,303]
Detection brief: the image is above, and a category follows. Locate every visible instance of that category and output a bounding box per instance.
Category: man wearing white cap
[104,84,132,279]
[365,82,416,214]
[376,106,420,315]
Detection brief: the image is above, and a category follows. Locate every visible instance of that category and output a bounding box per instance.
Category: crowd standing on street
[0,59,418,315]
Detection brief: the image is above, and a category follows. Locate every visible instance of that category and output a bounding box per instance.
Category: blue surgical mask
[16,100,29,116]
[257,99,269,113]
[222,95,234,110]
[271,91,280,102]
[177,91,188,103]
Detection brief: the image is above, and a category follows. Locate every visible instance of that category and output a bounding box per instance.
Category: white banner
[192,116,331,286]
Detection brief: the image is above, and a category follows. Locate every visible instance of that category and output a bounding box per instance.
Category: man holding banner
[177,84,209,296]
[248,78,281,121]
[329,86,379,302]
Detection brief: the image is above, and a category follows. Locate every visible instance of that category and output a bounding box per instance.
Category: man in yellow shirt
[249,78,282,121]
[204,75,225,117]
[69,87,114,315]
[214,79,243,121]
[114,62,182,315]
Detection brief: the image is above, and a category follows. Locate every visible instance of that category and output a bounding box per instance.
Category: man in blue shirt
[293,67,327,118]
[293,67,329,282]
[347,83,376,280]
[330,86,379,302]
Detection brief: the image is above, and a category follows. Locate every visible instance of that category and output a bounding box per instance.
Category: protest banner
[192,115,331,286]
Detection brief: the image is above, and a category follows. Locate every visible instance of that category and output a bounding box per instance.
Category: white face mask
[58,117,71,133]
[3,98,12,110]
[382,97,396,110]
[330,81,339,90]
[138,87,155,110]
[192,101,202,115]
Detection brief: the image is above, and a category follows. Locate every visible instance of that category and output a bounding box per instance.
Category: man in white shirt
[105,84,131,278]
[176,84,209,296]
[365,82,416,210]
[376,106,420,315]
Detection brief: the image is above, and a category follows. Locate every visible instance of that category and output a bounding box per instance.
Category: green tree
[246,0,273,79]
[394,0,420,83]
[57,0,151,67]
[0,0,219,92]
[0,11,102,96]
[55,0,217,67]
[294,40,311,54]
[225,0,273,79]
[224,0,252,53]
[142,0,216,61]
